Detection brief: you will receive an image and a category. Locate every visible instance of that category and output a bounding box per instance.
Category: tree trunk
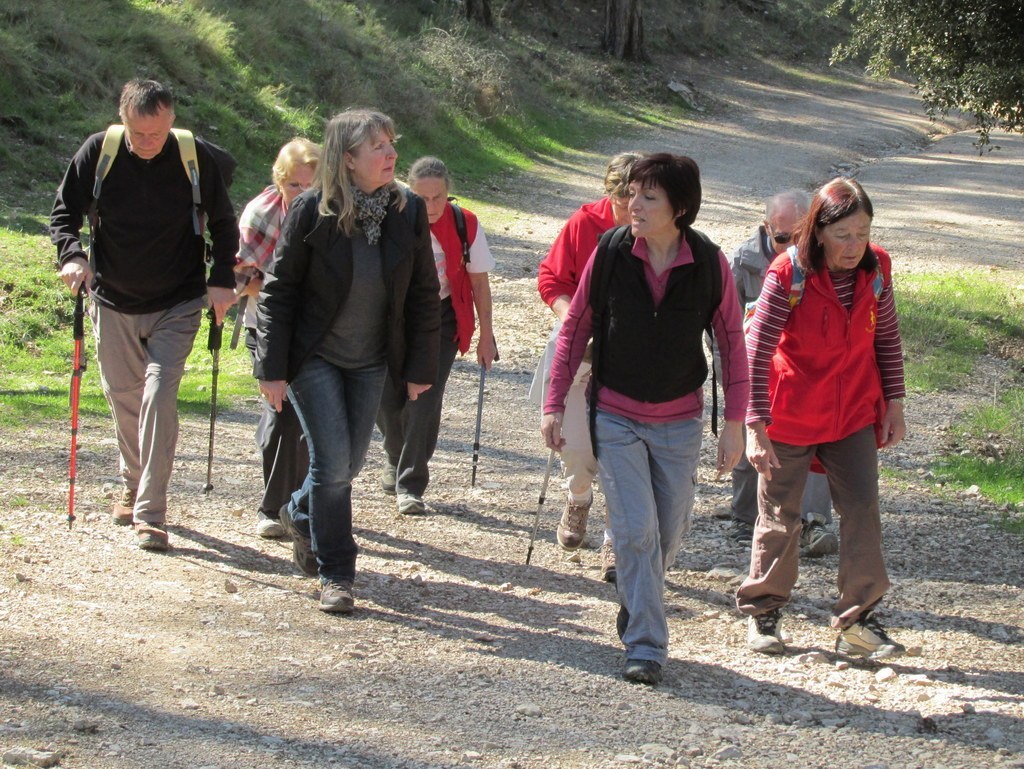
[466,0,494,27]
[603,0,644,60]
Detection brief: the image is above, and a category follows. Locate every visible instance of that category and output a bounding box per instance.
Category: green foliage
[830,0,1024,145]
[895,272,1024,392]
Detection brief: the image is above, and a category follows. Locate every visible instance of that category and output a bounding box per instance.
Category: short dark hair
[797,177,875,273]
[119,79,174,120]
[627,153,702,230]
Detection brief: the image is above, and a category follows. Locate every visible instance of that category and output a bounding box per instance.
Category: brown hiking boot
[136,522,169,552]
[599,541,617,583]
[319,580,355,614]
[556,498,591,550]
[112,487,136,526]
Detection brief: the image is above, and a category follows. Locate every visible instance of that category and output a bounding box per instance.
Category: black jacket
[253,188,441,388]
[49,130,238,314]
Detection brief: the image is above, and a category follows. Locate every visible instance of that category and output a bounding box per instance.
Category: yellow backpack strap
[92,125,125,199]
[171,128,202,235]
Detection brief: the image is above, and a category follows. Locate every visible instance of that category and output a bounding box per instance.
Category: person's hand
[59,257,93,295]
[259,379,288,413]
[716,420,745,479]
[541,411,566,452]
[476,335,497,370]
[746,422,781,480]
[407,382,431,401]
[880,399,906,448]
[207,285,236,325]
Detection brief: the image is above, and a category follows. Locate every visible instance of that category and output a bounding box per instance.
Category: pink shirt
[545,235,749,423]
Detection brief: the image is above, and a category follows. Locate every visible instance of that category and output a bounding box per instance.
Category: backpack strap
[171,128,202,236]
[88,125,126,231]
[448,198,471,266]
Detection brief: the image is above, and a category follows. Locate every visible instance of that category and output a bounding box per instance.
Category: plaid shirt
[236,185,286,272]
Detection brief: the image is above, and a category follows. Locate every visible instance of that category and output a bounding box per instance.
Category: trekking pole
[67,286,87,529]
[203,307,223,493]
[525,449,557,565]
[471,365,486,487]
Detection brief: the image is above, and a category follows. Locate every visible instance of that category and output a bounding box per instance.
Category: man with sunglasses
[724,190,838,558]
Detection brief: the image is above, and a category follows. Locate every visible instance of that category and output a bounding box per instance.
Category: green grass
[896,272,1024,392]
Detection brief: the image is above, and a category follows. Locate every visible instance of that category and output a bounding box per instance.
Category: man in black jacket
[50,78,238,551]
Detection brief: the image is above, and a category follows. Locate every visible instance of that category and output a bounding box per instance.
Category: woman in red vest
[737,177,908,660]
[376,157,498,514]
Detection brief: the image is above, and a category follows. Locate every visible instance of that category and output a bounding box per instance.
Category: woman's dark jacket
[253,187,441,388]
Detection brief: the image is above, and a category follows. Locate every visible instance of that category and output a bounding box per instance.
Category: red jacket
[537,197,616,306]
[766,245,892,446]
[431,203,480,355]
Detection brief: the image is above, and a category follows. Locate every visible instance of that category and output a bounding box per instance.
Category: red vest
[430,204,480,355]
[767,244,892,446]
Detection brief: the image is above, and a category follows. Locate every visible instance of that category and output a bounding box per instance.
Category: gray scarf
[353,186,391,245]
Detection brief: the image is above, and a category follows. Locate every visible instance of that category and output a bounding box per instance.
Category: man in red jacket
[531,152,645,581]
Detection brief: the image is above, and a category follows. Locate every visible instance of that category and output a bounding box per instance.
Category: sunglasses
[772,232,792,244]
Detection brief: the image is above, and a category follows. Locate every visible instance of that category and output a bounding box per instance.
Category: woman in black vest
[541,154,748,685]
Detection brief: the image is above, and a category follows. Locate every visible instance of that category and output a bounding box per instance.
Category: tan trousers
[735,426,890,628]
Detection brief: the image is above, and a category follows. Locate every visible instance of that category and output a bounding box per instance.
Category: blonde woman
[236,138,320,539]
[255,110,440,613]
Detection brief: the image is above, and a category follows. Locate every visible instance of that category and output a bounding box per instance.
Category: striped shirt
[746,267,906,426]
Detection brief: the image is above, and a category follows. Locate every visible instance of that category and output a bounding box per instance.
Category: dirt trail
[1,66,1022,769]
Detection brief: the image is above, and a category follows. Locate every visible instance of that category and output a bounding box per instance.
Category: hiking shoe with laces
[279,504,318,578]
[747,608,785,654]
[836,613,905,660]
[136,522,169,552]
[112,487,136,526]
[800,513,838,558]
[727,518,754,547]
[600,541,617,583]
[380,464,397,496]
[319,580,355,614]
[255,510,285,539]
[623,659,662,686]
[556,498,591,550]
[397,492,426,515]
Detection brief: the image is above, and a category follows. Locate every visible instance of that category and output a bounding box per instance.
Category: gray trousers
[376,300,459,497]
[90,296,205,524]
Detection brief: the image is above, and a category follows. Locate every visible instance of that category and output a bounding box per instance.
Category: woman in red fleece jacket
[737,178,908,661]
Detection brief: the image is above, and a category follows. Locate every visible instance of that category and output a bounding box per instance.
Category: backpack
[588,224,724,437]
[90,125,236,236]
[448,197,471,266]
[742,246,884,333]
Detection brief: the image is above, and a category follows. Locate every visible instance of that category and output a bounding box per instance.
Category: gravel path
[2,64,1022,769]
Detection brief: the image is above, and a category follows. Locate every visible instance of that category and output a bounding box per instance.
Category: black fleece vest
[590,226,721,403]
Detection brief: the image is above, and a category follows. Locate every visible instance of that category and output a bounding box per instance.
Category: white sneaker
[255,511,285,539]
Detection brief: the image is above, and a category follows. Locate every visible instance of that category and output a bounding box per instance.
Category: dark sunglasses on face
[772,232,792,244]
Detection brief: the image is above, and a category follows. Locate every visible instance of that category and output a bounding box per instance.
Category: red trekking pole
[68,286,87,529]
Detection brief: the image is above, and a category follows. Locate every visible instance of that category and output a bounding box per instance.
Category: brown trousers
[735,426,890,628]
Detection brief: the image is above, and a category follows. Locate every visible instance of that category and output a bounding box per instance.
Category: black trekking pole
[67,286,87,529]
[525,449,557,565]
[203,307,223,493]
[471,365,486,487]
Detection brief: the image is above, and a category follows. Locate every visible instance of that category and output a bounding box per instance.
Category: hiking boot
[112,487,136,526]
[836,613,905,661]
[747,608,785,654]
[800,513,838,558]
[556,498,591,550]
[319,580,355,614]
[623,659,662,686]
[397,492,426,515]
[727,518,754,548]
[600,541,617,583]
[279,504,318,578]
[255,510,285,539]
[380,464,397,496]
[136,522,169,552]
[616,604,629,641]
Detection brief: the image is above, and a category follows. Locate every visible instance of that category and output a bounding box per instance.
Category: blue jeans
[286,356,387,583]
[595,411,703,666]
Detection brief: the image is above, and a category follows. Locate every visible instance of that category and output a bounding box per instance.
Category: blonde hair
[318,109,403,233]
[603,151,647,197]
[272,138,321,192]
